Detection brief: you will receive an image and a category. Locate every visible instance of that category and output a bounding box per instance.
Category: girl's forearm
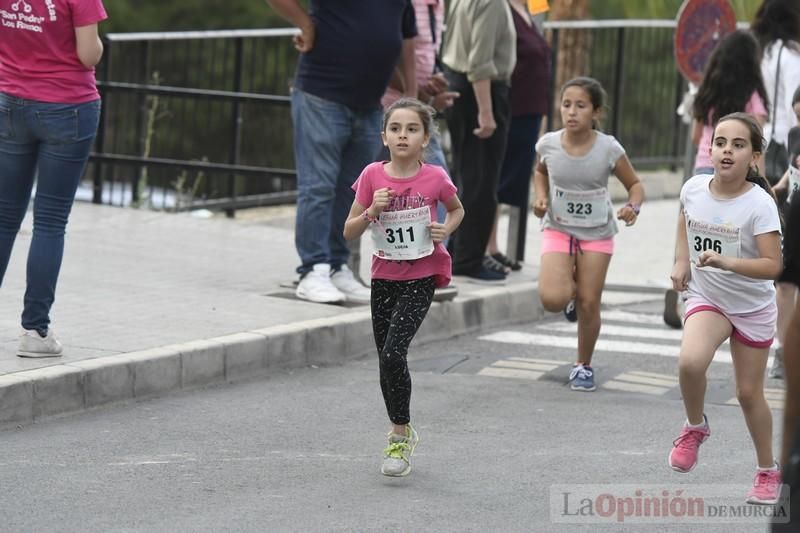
[675,213,689,262]
[533,172,548,201]
[626,182,644,206]
[725,257,783,280]
[344,214,372,241]
[443,207,465,236]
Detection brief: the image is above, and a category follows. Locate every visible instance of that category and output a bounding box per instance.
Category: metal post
[546,28,559,132]
[226,37,245,218]
[671,74,686,172]
[505,206,521,264]
[347,237,364,285]
[133,40,152,206]
[611,27,625,137]
[92,37,111,204]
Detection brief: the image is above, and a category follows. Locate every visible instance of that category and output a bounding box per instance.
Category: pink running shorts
[540,229,615,256]
[684,297,776,348]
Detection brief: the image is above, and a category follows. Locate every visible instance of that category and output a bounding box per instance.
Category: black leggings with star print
[371,276,436,425]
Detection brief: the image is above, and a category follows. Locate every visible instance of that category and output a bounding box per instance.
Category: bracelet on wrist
[362,210,377,223]
[625,203,641,215]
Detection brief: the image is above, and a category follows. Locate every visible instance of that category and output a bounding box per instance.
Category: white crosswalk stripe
[477,357,562,381]
[600,310,671,325]
[479,330,734,362]
[603,371,679,395]
[542,322,685,341]
[725,388,785,410]
[474,308,783,405]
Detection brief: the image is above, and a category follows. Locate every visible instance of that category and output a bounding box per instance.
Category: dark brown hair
[382,97,437,137]
[560,76,607,130]
[751,0,800,53]
[715,112,776,202]
[693,30,769,126]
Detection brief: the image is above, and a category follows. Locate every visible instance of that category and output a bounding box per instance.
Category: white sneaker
[331,265,371,304]
[18,328,63,358]
[381,424,419,477]
[296,263,346,304]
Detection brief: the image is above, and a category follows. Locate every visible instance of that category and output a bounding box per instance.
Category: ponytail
[747,165,785,230]
[746,165,776,201]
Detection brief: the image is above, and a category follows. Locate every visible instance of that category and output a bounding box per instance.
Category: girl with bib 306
[668,112,783,505]
[344,98,464,477]
[531,77,644,392]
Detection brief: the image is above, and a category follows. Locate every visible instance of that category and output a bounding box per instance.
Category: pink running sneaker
[746,467,782,505]
[668,415,711,473]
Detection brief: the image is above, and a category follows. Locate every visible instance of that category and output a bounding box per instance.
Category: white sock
[686,419,707,429]
[758,461,779,471]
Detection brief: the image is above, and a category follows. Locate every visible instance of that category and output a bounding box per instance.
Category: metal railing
[88,20,727,214]
[91,28,299,214]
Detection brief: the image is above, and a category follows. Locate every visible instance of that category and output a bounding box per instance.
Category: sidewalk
[0,179,680,427]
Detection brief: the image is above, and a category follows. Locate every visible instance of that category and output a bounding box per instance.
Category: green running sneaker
[380,424,419,477]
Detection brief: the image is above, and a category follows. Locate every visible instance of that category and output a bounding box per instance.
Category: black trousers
[371,277,435,425]
[444,68,511,276]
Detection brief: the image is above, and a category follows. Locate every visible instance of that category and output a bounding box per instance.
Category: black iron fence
[91,28,298,213]
[87,20,720,213]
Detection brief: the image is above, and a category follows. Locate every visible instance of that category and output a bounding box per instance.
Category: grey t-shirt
[536,129,626,240]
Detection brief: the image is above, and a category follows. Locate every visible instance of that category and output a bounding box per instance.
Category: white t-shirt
[761,40,800,147]
[536,130,626,240]
[681,175,782,314]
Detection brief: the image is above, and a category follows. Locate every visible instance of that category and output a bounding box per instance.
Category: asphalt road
[0,293,784,532]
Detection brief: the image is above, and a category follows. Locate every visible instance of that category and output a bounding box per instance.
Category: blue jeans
[291,88,382,275]
[0,93,100,334]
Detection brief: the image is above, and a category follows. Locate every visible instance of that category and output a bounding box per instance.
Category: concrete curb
[0,282,543,428]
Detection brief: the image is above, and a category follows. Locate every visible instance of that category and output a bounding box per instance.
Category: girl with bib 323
[531,77,644,392]
[668,113,783,505]
[344,98,464,477]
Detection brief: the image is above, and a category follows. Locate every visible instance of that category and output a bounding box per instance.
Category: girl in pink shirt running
[344,98,464,477]
[0,0,106,358]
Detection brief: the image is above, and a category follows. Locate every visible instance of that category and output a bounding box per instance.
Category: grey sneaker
[17,328,63,358]
[769,347,784,380]
[380,424,419,477]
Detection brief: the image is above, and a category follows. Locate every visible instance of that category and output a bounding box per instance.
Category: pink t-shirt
[0,0,107,103]
[695,91,767,169]
[353,161,457,288]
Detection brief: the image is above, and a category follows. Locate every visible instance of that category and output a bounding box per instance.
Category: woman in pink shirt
[0,0,106,357]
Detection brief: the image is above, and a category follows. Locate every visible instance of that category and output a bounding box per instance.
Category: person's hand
[473,109,496,138]
[670,260,691,291]
[431,91,459,112]
[368,188,394,217]
[696,250,730,271]
[293,22,316,53]
[428,222,448,243]
[532,197,548,218]
[616,204,639,226]
[426,73,449,95]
